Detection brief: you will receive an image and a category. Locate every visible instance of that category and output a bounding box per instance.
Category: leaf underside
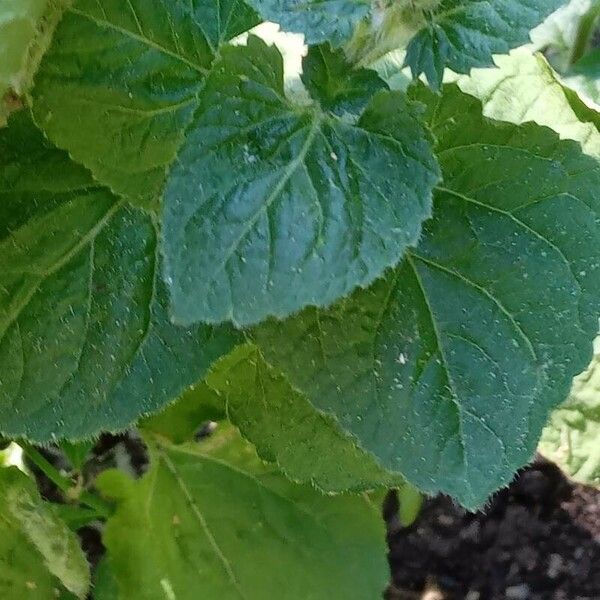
[206,344,403,492]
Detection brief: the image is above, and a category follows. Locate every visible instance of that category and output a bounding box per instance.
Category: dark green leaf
[301,43,388,116]
[31,0,259,207]
[252,84,600,508]
[405,0,564,88]
[163,36,440,326]
[59,440,94,471]
[245,0,369,45]
[0,112,241,442]
[141,382,225,444]
[93,559,119,600]
[52,504,105,531]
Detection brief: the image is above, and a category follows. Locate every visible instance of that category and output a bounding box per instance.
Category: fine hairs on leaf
[1,1,599,598]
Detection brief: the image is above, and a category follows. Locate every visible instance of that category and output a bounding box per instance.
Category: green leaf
[404,0,564,88]
[564,49,600,107]
[0,467,89,598]
[99,428,388,600]
[206,344,403,492]
[252,84,600,509]
[59,440,94,471]
[163,36,440,326]
[53,504,104,530]
[0,112,241,442]
[31,0,259,208]
[93,559,119,600]
[455,49,600,158]
[531,0,600,72]
[540,338,600,486]
[0,0,66,125]
[530,0,590,73]
[141,382,225,444]
[245,0,369,45]
[301,43,388,117]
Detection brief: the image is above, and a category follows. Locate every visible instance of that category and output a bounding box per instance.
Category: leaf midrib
[158,446,246,600]
[186,113,324,317]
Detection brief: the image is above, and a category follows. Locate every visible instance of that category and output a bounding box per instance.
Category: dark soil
[385,458,600,600]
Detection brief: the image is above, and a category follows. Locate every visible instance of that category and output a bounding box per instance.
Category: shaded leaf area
[0,467,89,599]
[301,43,389,117]
[405,0,564,88]
[204,344,404,492]
[99,427,388,599]
[0,111,240,442]
[31,0,259,207]
[141,382,225,444]
[252,85,600,508]
[163,36,439,326]
[540,338,600,487]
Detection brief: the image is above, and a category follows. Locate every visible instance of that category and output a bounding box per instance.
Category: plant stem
[570,2,600,66]
[20,442,112,519]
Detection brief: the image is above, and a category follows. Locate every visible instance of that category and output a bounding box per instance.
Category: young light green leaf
[163,35,440,327]
[252,84,600,509]
[456,49,600,158]
[539,337,600,487]
[31,0,259,208]
[99,428,388,600]
[0,467,89,598]
[301,43,389,116]
[141,382,225,444]
[0,0,66,125]
[206,344,403,492]
[404,0,564,88]
[0,112,241,442]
